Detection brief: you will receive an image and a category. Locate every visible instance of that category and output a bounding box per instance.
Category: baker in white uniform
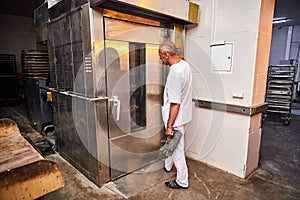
[158,40,192,189]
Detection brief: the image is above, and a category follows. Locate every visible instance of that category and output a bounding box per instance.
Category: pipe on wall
[210,0,216,45]
[284,26,293,60]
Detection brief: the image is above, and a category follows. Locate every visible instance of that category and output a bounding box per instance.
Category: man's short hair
[159,40,177,54]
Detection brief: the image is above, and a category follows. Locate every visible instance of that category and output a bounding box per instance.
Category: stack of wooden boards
[0,118,64,199]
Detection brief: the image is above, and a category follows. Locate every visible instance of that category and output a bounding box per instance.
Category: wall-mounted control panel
[211,42,234,72]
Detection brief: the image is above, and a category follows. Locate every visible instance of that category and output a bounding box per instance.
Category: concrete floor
[0,104,299,200]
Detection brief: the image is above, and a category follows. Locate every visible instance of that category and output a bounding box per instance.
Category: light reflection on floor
[105,159,175,199]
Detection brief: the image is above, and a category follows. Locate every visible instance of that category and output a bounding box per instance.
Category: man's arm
[166,103,180,138]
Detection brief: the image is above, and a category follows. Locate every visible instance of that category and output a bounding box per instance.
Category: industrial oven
[45,0,198,187]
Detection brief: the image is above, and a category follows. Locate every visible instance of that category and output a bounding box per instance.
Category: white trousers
[164,125,188,187]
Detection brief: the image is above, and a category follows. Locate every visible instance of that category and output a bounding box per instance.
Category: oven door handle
[109,96,121,121]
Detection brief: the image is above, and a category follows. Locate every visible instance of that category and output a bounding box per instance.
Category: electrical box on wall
[211,42,234,72]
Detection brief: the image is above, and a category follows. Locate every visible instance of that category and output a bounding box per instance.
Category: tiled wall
[185,0,274,178]
[185,106,250,177]
[187,0,262,106]
[247,0,275,176]
[252,0,275,106]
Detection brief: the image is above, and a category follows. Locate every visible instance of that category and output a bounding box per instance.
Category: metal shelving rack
[265,64,297,125]
[0,54,18,105]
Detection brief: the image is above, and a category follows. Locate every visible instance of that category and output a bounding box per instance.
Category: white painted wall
[269,24,300,65]
[186,0,261,105]
[0,14,37,73]
[184,0,273,178]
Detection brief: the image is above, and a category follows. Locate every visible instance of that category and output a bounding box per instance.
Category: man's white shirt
[162,59,192,127]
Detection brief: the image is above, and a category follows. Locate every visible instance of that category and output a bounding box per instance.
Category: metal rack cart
[265,64,297,125]
[21,50,50,78]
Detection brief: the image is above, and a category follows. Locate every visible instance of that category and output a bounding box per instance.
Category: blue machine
[25,77,53,133]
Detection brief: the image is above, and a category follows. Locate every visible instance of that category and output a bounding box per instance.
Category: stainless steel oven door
[103,17,167,180]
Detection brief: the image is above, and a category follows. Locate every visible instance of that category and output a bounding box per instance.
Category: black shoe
[165,180,188,189]
[164,167,171,173]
